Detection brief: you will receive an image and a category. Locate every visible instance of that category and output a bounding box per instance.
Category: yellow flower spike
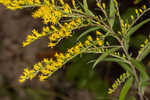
[24,68,30,74]
[51,0,55,4]
[48,42,56,48]
[139,9,143,13]
[35,0,41,4]
[29,73,36,80]
[20,75,26,79]
[18,78,26,83]
[43,26,50,33]
[144,39,148,44]
[88,35,93,41]
[65,31,71,37]
[59,0,64,5]
[102,3,106,9]
[135,9,139,16]
[97,40,103,46]
[74,45,81,53]
[22,28,47,47]
[70,21,76,26]
[43,58,49,64]
[68,48,73,54]
[22,42,29,47]
[121,20,124,27]
[32,5,62,24]
[63,4,72,13]
[66,53,71,58]
[59,53,65,59]
[39,75,48,81]
[45,64,51,70]
[27,0,34,5]
[108,88,113,94]
[96,2,101,8]
[32,29,40,37]
[130,15,134,20]
[51,25,58,31]
[41,69,51,75]
[19,68,38,83]
[125,23,128,28]
[33,64,40,71]
[50,65,58,71]
[85,40,91,46]
[78,42,83,48]
[140,44,145,48]
[114,0,118,6]
[44,0,50,5]
[143,5,147,9]
[57,61,63,67]
[96,31,102,35]
[55,52,60,58]
[108,72,130,94]
[72,0,76,9]
[0,0,11,6]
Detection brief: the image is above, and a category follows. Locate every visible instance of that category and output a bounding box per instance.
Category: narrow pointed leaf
[83,0,94,16]
[103,57,126,63]
[109,0,115,27]
[92,47,120,69]
[126,18,150,37]
[137,41,150,61]
[119,77,133,100]
[117,62,133,74]
[103,58,133,74]
[131,59,149,94]
[131,59,149,80]
[124,18,150,50]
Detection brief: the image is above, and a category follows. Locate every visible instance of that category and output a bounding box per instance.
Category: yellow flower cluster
[19,32,105,82]
[127,5,147,30]
[96,31,104,46]
[138,37,149,55]
[19,62,42,83]
[32,4,62,24]
[108,72,130,94]
[48,18,83,48]
[84,31,104,48]
[22,26,50,47]
[19,38,95,82]
[0,0,41,10]
[120,4,147,34]
[3,0,80,48]
[0,0,76,24]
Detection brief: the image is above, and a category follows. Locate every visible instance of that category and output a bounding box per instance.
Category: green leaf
[83,0,94,16]
[117,62,133,74]
[103,57,126,63]
[131,59,149,80]
[130,34,146,48]
[109,0,115,28]
[131,59,149,94]
[119,77,133,100]
[77,26,101,41]
[103,57,133,74]
[126,18,150,38]
[137,41,150,61]
[92,47,120,69]
[140,75,147,94]
[124,18,150,50]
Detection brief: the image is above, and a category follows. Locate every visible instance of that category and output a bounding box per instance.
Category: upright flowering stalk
[1,0,150,99]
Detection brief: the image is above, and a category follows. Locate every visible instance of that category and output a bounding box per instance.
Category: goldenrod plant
[0,0,150,99]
